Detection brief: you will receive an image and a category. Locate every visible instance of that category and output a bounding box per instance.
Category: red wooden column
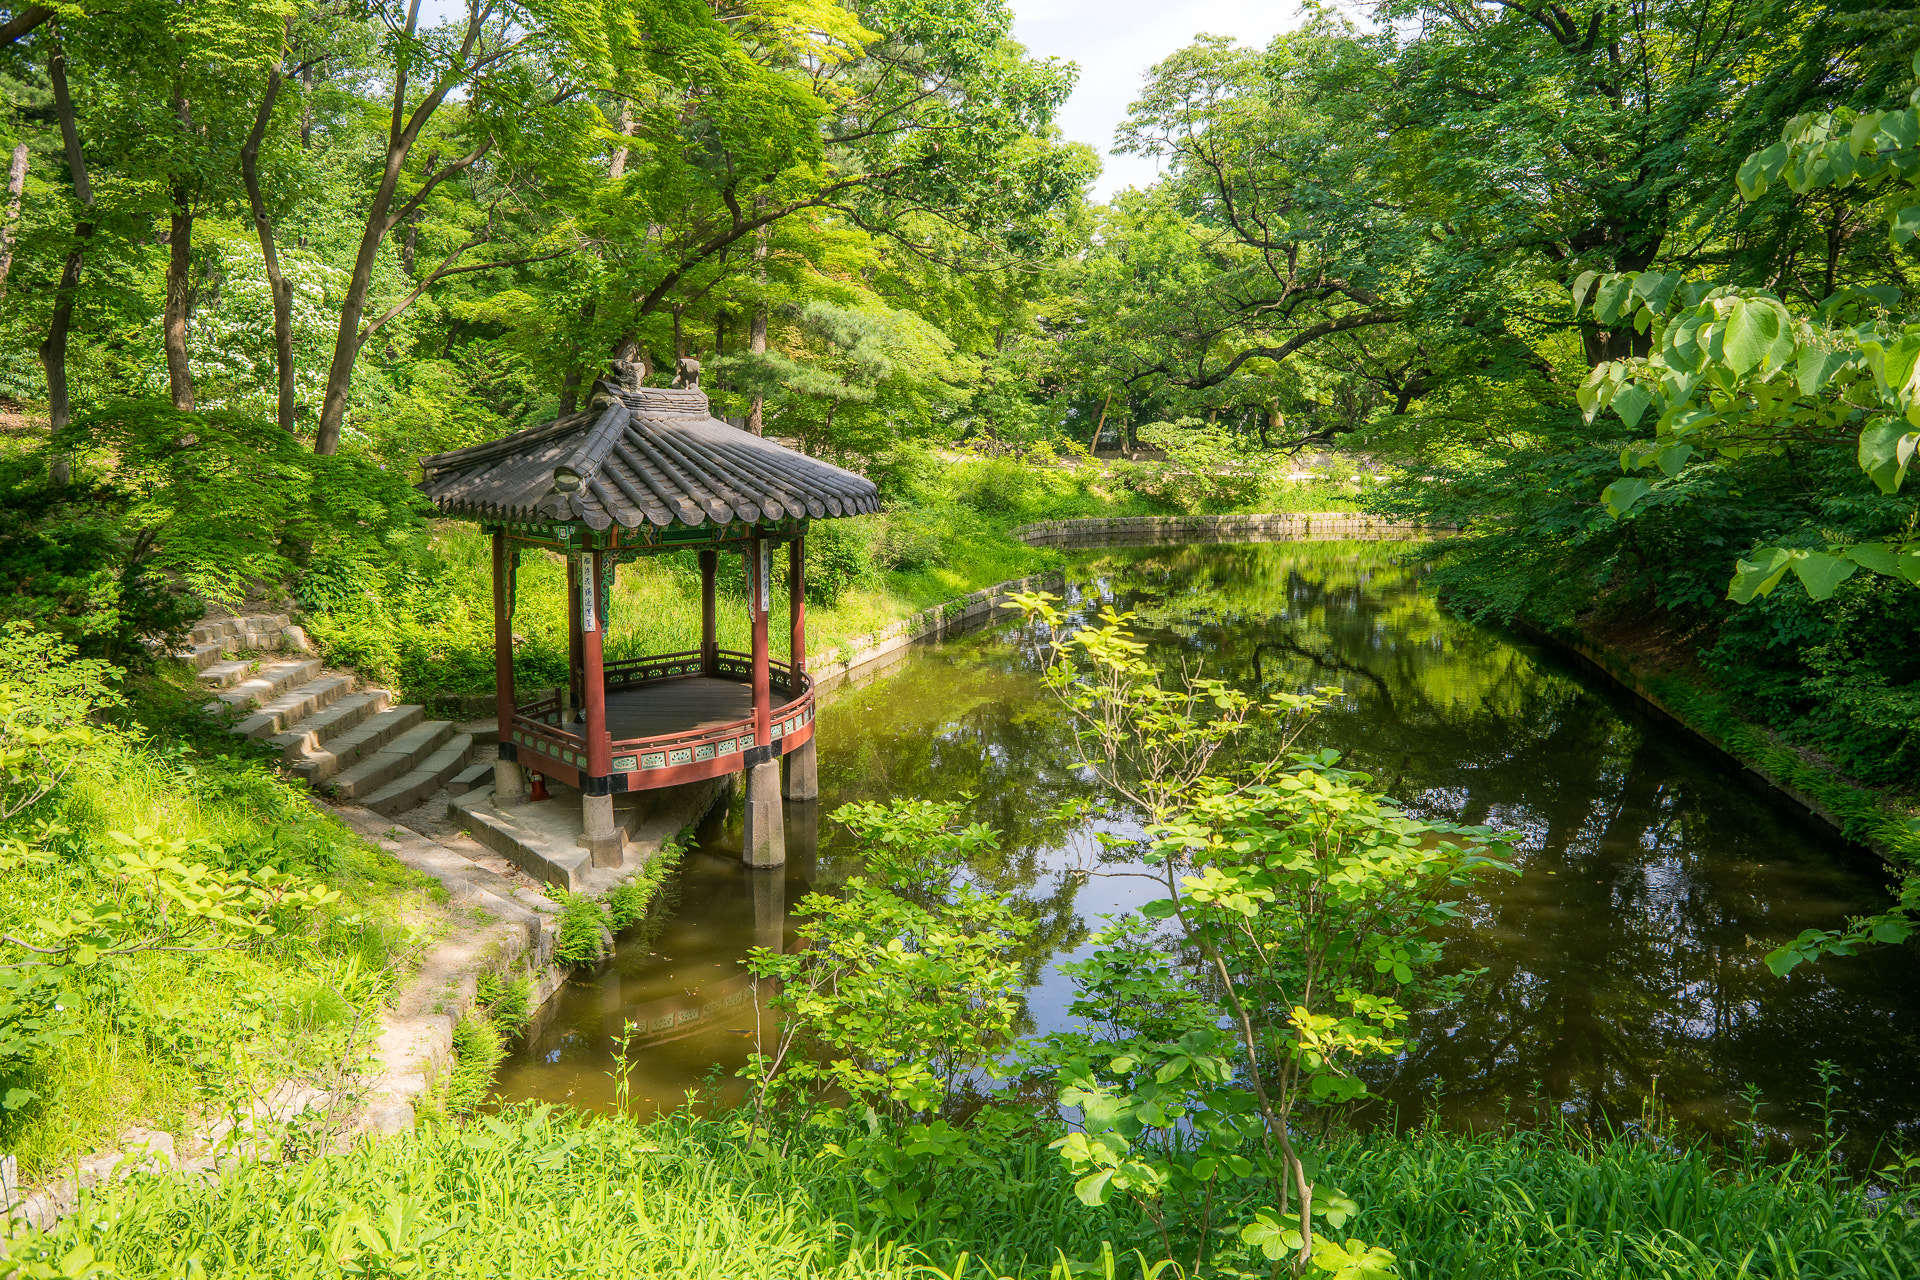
[788,536,806,680]
[783,534,817,802]
[579,549,621,866]
[699,548,718,676]
[749,536,771,747]
[743,534,784,866]
[490,530,527,805]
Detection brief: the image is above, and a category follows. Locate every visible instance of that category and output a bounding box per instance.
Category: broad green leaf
[1727,547,1795,603]
[1763,944,1807,977]
[1655,442,1695,477]
[1852,110,1887,157]
[1073,1169,1114,1206]
[1722,300,1780,375]
[1611,384,1654,430]
[1629,270,1677,314]
[1569,270,1599,316]
[1600,477,1653,518]
[1861,284,1903,309]
[1736,142,1786,200]
[1790,551,1858,600]
[1592,275,1633,325]
[1890,206,1920,246]
[1870,918,1914,945]
[1877,108,1920,154]
[1844,543,1904,575]
[1797,347,1852,394]
[1858,422,1917,494]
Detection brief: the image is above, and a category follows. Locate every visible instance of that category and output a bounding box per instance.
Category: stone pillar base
[783,739,818,801]
[743,759,786,867]
[493,757,528,807]
[579,792,624,868]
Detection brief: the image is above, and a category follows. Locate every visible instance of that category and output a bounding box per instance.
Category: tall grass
[17,1107,1917,1279]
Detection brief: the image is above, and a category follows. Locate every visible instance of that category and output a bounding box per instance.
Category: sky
[1009,1,1302,200]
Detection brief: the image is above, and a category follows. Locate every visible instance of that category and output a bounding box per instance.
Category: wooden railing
[604,649,704,692]
[509,652,814,787]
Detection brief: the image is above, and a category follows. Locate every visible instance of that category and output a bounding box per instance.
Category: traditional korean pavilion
[416,359,879,867]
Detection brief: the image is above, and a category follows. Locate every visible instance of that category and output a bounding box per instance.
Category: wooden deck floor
[605,678,754,742]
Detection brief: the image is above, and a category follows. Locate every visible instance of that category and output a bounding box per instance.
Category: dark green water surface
[493,541,1920,1154]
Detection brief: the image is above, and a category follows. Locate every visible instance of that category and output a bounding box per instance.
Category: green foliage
[473,971,532,1038]
[743,799,1032,1121]
[1014,595,1512,1276]
[432,1014,507,1122]
[549,891,611,970]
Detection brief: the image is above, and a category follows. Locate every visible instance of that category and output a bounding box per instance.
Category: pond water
[492,540,1920,1156]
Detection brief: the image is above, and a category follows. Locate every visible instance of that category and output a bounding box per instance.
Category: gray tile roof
[416,386,881,531]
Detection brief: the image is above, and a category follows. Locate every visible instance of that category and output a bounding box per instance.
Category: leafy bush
[743,799,1032,1121]
[1131,419,1271,511]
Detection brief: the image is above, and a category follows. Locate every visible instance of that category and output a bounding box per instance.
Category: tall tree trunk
[746,211,768,435]
[164,180,194,410]
[0,141,28,298]
[313,0,489,455]
[557,298,596,415]
[241,26,297,434]
[299,63,313,148]
[609,99,633,180]
[40,36,93,486]
[164,90,195,412]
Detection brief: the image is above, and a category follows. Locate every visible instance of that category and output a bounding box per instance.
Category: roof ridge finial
[671,357,701,390]
[609,354,647,393]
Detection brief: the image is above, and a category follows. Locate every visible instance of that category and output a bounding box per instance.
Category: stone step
[325,719,454,800]
[204,659,324,712]
[449,762,494,793]
[189,613,289,647]
[228,675,354,741]
[199,659,255,690]
[363,734,475,816]
[172,640,228,672]
[271,690,393,763]
[292,704,424,786]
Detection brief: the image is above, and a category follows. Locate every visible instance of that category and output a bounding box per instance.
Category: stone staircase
[181,613,483,817]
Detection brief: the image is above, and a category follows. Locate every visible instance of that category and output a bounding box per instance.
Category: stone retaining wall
[1007,512,1449,548]
[806,571,1063,694]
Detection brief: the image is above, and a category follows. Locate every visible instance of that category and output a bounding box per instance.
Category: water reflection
[494,541,1920,1156]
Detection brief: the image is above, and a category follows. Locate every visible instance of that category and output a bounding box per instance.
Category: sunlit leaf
[1727,547,1795,603]
[1722,300,1780,375]
[1600,478,1654,518]
[1858,422,1917,494]
[1790,551,1857,600]
[1611,384,1654,429]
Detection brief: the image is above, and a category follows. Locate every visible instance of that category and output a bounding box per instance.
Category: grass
[13,1105,1918,1279]
[0,660,447,1180]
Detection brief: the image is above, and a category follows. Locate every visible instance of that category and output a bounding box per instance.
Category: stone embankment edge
[1006,512,1452,547]
[1520,622,1915,870]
